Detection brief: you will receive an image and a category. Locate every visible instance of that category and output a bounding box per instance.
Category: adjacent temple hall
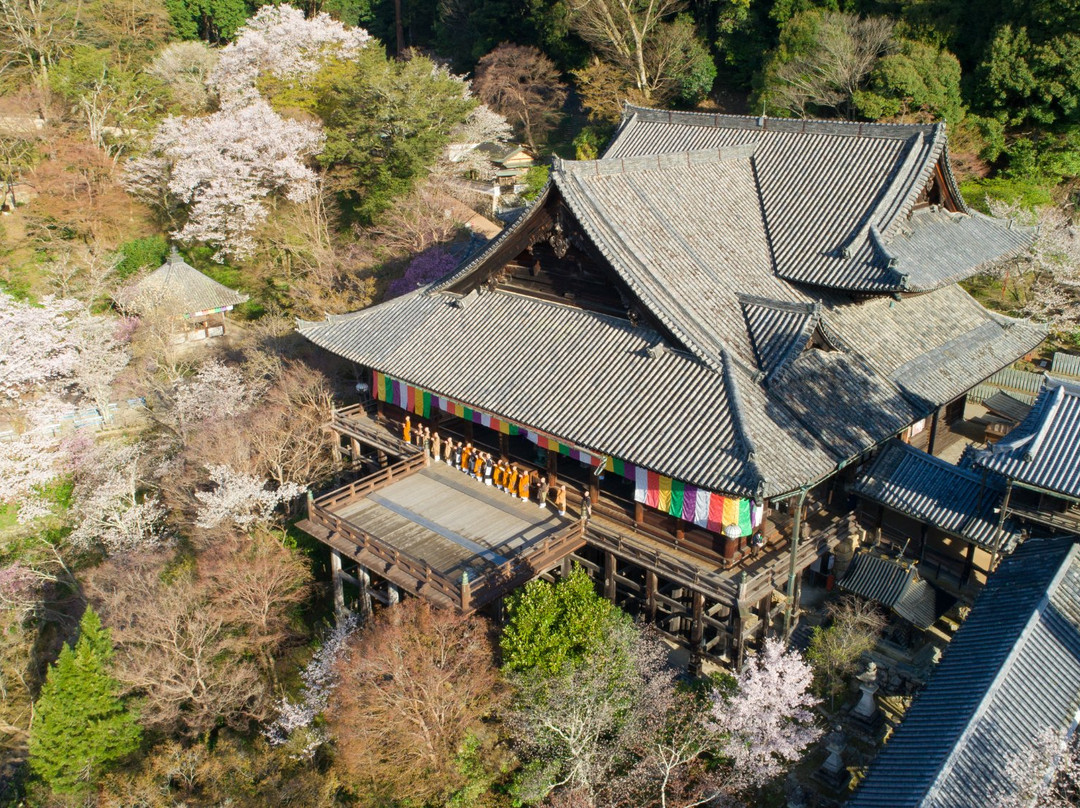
[296,106,1045,669]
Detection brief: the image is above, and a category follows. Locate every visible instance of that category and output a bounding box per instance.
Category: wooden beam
[604,551,617,602]
[330,549,346,618]
[646,569,657,623]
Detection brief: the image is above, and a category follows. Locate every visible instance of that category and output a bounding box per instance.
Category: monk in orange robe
[555,484,567,516]
[402,416,411,444]
[508,466,519,499]
[461,443,472,473]
[517,468,531,501]
[472,452,483,479]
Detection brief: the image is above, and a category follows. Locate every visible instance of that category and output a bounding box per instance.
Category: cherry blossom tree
[709,638,822,792]
[194,464,305,529]
[125,97,324,260]
[994,729,1080,808]
[387,247,459,298]
[209,4,371,103]
[0,293,82,400]
[985,200,1080,330]
[66,439,168,555]
[264,614,357,760]
[153,359,262,446]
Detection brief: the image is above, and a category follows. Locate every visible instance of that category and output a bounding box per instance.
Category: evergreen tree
[28,607,141,795]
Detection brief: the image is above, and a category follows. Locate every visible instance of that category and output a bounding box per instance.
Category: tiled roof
[299,109,1043,499]
[982,391,1033,423]
[739,296,819,380]
[552,147,799,371]
[604,106,1034,293]
[853,440,1021,551]
[839,550,940,628]
[849,537,1080,808]
[298,290,837,498]
[117,249,248,316]
[1051,351,1080,380]
[971,377,1080,500]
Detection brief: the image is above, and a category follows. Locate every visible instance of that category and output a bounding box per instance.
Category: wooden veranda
[300,402,855,669]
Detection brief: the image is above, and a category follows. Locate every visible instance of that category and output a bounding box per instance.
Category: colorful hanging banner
[371,370,762,536]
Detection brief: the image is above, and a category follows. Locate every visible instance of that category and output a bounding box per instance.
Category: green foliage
[115,236,170,280]
[976,24,1080,127]
[573,125,613,160]
[284,49,474,224]
[669,15,718,106]
[28,608,141,794]
[166,0,252,42]
[501,566,628,674]
[959,176,1055,212]
[853,37,964,123]
[520,165,550,202]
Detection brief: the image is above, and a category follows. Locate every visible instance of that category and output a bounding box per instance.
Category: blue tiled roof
[849,537,1080,808]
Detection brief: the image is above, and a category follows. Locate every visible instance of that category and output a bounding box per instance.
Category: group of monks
[402,416,568,515]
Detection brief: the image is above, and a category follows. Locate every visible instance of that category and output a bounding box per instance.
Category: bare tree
[473,44,567,151]
[565,0,685,103]
[89,553,271,739]
[765,12,895,118]
[0,0,79,91]
[806,596,886,709]
[330,599,505,805]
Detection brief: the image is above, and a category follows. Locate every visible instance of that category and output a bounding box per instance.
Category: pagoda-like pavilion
[297,106,1044,668]
[117,247,249,342]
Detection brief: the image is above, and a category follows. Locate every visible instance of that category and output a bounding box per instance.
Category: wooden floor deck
[327,461,576,581]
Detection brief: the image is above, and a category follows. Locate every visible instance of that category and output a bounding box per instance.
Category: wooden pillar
[548,450,558,484]
[350,437,361,466]
[560,556,573,578]
[991,480,1013,571]
[589,474,600,504]
[604,552,617,602]
[330,429,342,465]
[689,590,705,676]
[645,570,657,623]
[757,594,772,641]
[927,407,941,456]
[783,488,808,642]
[634,501,644,526]
[356,564,373,619]
[330,550,346,618]
[499,432,510,459]
[732,610,747,672]
[386,582,400,606]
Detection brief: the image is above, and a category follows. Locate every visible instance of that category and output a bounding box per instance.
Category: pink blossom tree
[387,248,459,298]
[0,294,82,400]
[994,729,1080,808]
[709,638,822,792]
[194,464,305,529]
[209,4,371,103]
[125,98,324,260]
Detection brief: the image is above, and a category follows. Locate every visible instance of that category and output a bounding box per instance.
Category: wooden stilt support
[560,556,572,578]
[330,429,342,465]
[689,591,705,676]
[645,570,657,623]
[330,549,346,619]
[357,564,373,619]
[604,551,617,602]
[350,437,362,466]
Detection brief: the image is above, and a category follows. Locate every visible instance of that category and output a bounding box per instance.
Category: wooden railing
[310,501,464,606]
[331,401,419,457]
[1007,502,1080,535]
[587,520,739,602]
[466,521,586,609]
[739,513,856,605]
[310,492,586,612]
[314,452,429,509]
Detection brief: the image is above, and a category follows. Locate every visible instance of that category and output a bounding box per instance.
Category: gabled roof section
[971,376,1080,500]
[853,440,1021,552]
[739,295,819,381]
[839,550,941,629]
[117,248,248,316]
[552,146,802,370]
[849,537,1080,808]
[604,106,1033,293]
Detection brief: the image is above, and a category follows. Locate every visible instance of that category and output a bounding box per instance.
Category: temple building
[116,247,249,342]
[297,106,1045,668]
